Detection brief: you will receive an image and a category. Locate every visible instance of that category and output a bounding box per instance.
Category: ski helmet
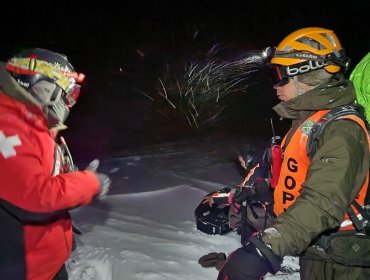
[269,27,350,87]
[6,48,85,128]
[6,48,84,107]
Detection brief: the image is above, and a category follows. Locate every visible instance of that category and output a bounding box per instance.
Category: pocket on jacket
[327,233,370,266]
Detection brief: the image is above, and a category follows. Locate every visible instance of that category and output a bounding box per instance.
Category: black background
[2,0,370,163]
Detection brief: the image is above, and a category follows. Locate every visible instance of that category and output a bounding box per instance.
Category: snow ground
[67,137,300,280]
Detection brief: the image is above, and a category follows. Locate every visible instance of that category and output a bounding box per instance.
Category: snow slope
[67,138,299,280]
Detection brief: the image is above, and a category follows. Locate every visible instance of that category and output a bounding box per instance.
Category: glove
[198,252,226,271]
[85,159,111,201]
[95,173,111,200]
[217,236,282,280]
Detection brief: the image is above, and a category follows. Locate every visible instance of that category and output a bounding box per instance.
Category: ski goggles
[29,79,80,107]
[268,65,290,88]
[64,82,81,107]
[48,81,81,107]
[7,57,84,107]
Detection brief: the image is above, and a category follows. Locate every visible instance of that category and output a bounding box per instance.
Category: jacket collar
[273,75,356,120]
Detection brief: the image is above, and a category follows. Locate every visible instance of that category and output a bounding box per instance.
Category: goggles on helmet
[6,57,84,107]
[268,65,290,88]
[64,83,81,107]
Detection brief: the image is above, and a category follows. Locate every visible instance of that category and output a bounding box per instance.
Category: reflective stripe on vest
[273,110,369,231]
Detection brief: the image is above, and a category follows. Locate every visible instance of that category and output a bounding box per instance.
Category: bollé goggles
[268,65,290,88]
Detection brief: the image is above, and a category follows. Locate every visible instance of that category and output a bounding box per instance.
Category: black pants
[53,264,68,280]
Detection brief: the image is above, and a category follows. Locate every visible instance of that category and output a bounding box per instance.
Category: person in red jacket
[0,48,111,280]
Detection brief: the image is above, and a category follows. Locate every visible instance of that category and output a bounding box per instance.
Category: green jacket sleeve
[350,52,370,123]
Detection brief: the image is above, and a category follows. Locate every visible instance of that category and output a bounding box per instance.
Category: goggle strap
[7,62,85,83]
[274,49,348,67]
[274,51,326,63]
[6,63,36,76]
[6,58,85,90]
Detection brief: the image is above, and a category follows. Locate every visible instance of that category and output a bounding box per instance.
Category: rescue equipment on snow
[194,187,233,235]
[194,152,274,235]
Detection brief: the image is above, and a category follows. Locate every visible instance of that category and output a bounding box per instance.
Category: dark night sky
[2,0,370,162]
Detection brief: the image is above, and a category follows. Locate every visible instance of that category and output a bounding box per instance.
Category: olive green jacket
[261,75,370,260]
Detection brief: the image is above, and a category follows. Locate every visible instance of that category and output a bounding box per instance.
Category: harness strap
[346,205,365,232]
[307,105,366,160]
[352,200,370,221]
[307,105,370,233]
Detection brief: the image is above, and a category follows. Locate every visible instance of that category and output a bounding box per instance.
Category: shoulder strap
[307,105,367,160]
[307,105,370,233]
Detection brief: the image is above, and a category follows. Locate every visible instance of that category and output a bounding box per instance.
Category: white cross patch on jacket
[0,131,22,158]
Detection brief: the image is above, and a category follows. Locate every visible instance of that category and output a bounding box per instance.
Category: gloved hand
[85,159,111,201]
[198,252,226,271]
[95,173,111,200]
[217,236,282,280]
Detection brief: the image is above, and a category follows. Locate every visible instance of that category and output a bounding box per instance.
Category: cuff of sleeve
[83,170,101,196]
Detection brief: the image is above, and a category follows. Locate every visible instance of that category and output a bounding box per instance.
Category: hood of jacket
[273,74,356,120]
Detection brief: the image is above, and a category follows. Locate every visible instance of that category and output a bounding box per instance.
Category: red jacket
[0,92,100,280]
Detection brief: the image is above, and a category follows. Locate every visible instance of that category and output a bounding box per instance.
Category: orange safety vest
[274,109,369,230]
